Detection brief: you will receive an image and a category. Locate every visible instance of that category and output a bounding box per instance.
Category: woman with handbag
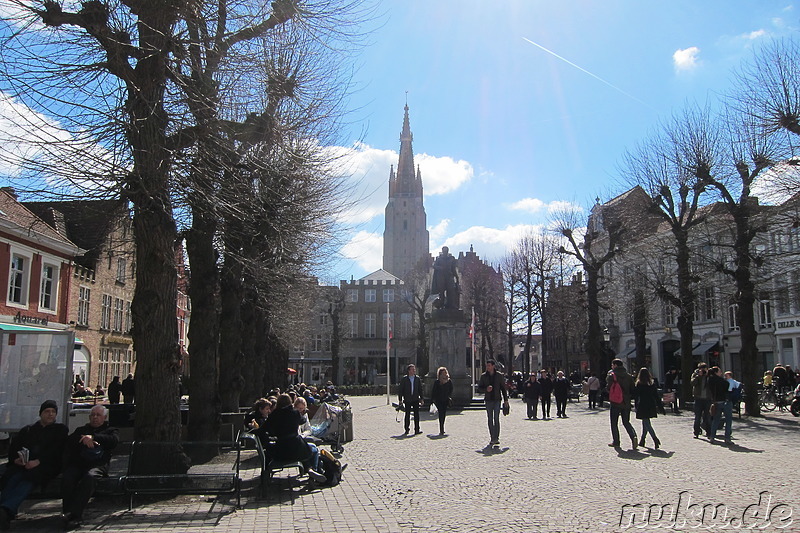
[431,367,454,436]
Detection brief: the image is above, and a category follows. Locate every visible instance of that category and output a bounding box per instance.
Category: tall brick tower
[382,104,430,278]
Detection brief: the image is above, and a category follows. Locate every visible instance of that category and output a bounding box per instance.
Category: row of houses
[0,188,189,391]
[545,185,800,383]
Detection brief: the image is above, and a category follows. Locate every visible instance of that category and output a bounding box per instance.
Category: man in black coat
[398,364,423,435]
[121,374,135,404]
[522,373,541,419]
[0,400,68,530]
[60,405,119,529]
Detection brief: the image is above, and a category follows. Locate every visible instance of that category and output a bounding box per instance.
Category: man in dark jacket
[121,374,135,404]
[607,359,638,449]
[522,373,541,419]
[398,364,423,435]
[60,405,119,529]
[107,376,122,404]
[706,367,730,445]
[477,360,509,446]
[0,400,68,530]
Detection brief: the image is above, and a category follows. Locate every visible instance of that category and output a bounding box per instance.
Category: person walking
[691,363,711,438]
[107,376,122,405]
[538,371,553,419]
[522,372,541,419]
[430,367,453,435]
[121,373,135,404]
[634,368,661,449]
[607,359,638,449]
[553,371,570,418]
[586,372,601,409]
[708,367,735,445]
[398,364,422,435]
[477,360,509,446]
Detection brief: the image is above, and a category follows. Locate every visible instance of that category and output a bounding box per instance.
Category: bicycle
[759,385,792,412]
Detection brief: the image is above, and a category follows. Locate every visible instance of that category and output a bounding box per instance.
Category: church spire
[390,104,423,198]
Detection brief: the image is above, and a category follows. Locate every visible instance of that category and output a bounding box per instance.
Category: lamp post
[300,352,305,384]
[602,327,611,368]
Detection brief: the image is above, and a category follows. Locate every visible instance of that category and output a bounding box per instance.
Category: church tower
[382,104,430,279]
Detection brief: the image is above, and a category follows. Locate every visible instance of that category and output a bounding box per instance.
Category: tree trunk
[675,232,696,406]
[184,212,220,442]
[238,294,260,405]
[633,290,648,375]
[218,250,245,412]
[126,10,183,443]
[585,266,605,376]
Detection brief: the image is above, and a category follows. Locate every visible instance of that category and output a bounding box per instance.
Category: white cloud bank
[508,197,583,216]
[340,230,384,274]
[673,47,700,73]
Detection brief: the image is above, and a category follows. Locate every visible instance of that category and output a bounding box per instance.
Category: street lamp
[300,352,305,384]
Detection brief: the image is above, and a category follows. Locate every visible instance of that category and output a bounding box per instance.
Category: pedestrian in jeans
[586,372,601,409]
[691,363,711,438]
[708,367,735,445]
[477,360,509,446]
[607,359,638,449]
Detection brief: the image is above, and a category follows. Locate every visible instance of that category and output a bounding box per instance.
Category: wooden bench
[123,440,241,509]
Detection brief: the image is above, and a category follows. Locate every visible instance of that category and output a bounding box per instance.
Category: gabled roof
[22,199,129,268]
[359,269,404,283]
[0,189,82,256]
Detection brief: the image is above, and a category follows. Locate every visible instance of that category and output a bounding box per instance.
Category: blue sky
[0,1,798,283]
[329,1,800,282]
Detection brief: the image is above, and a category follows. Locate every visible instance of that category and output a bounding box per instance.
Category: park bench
[238,432,307,494]
[122,440,241,509]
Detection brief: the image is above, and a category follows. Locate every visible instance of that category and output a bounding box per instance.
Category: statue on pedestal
[431,246,460,310]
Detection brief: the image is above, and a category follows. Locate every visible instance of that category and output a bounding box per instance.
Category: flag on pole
[469,307,475,339]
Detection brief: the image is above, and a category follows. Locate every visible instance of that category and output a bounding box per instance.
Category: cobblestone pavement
[11,396,800,532]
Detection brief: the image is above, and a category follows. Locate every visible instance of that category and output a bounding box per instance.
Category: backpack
[608,373,624,404]
[319,448,343,486]
[729,383,743,403]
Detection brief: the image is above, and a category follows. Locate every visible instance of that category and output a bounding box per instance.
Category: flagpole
[471,306,476,397]
[386,302,391,405]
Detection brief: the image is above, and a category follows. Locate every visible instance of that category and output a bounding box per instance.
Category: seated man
[0,400,68,530]
[60,405,119,529]
[262,394,326,483]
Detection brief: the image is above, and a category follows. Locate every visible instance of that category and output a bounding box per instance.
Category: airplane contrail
[522,37,656,111]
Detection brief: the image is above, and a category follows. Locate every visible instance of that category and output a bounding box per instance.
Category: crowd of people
[242,382,343,486]
[0,402,118,531]
[70,374,136,405]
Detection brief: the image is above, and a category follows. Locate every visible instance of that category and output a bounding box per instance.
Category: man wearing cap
[0,400,68,530]
[61,405,118,529]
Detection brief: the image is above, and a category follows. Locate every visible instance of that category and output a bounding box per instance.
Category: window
[400,313,412,339]
[663,303,675,327]
[116,257,127,283]
[39,263,58,311]
[113,298,124,332]
[319,313,329,326]
[347,313,358,338]
[365,289,376,303]
[101,294,112,330]
[703,288,717,321]
[125,301,132,333]
[312,334,323,352]
[728,303,739,332]
[323,335,331,352]
[383,288,394,302]
[346,289,358,303]
[77,287,91,326]
[8,254,29,305]
[98,348,109,387]
[775,275,790,316]
[759,297,773,330]
[364,313,376,338]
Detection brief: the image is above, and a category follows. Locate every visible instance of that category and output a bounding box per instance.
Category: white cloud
[340,230,384,273]
[508,197,584,216]
[416,153,473,195]
[428,219,450,244]
[673,47,700,73]
[439,224,544,265]
[742,29,767,40]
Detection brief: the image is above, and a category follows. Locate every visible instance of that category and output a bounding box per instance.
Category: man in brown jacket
[607,359,638,449]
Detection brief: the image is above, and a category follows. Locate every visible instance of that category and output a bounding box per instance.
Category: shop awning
[692,341,719,356]
[621,347,637,358]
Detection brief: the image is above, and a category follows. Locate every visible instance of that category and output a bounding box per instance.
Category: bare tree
[402,257,432,376]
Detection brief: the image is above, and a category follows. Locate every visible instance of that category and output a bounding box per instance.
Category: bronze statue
[431,246,460,310]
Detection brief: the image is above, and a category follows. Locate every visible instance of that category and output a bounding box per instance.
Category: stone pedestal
[425,309,472,407]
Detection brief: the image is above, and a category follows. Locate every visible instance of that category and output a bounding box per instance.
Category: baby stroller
[309,399,352,454]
